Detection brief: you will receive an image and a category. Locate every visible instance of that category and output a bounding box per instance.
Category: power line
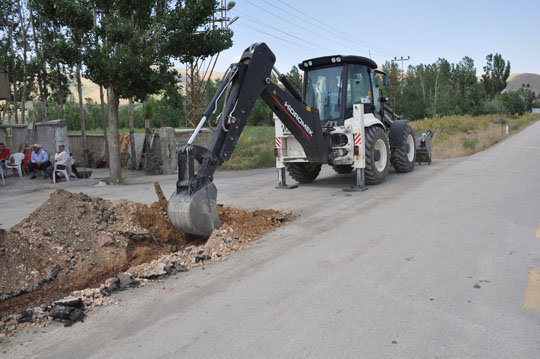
[241,0,374,56]
[234,22,328,58]
[270,0,399,57]
[232,27,325,60]
[233,10,338,55]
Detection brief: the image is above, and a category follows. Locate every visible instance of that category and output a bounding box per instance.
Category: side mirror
[383,74,389,87]
[379,97,389,103]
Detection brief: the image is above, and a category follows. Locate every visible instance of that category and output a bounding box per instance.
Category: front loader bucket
[167,182,221,237]
[414,130,434,164]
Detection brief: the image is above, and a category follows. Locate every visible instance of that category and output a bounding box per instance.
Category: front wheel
[364,126,390,185]
[391,124,416,173]
[332,164,353,174]
[286,163,322,183]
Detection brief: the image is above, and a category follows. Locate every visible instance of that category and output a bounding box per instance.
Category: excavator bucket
[167,182,221,237]
[414,130,434,164]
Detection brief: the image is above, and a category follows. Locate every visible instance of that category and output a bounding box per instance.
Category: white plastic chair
[53,163,70,184]
[0,167,4,186]
[6,153,24,178]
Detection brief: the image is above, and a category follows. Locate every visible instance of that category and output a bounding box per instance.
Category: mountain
[504,73,540,95]
[69,68,225,105]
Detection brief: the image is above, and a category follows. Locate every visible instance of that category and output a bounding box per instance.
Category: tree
[286,65,302,93]
[482,53,510,99]
[81,0,232,183]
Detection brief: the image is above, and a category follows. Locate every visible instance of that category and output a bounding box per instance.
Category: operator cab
[299,56,384,126]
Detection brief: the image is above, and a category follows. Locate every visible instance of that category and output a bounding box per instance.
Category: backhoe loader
[167,43,433,237]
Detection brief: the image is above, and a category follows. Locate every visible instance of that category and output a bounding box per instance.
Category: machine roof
[298,55,378,71]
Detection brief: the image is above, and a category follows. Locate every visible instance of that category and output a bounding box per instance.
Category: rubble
[0,188,293,336]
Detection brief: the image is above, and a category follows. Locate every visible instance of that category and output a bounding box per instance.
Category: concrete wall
[3,126,212,171]
[0,120,69,161]
[68,128,213,171]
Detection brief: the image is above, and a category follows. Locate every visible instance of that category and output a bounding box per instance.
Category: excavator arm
[167,43,330,236]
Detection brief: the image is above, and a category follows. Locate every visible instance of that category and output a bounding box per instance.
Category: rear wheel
[286,163,322,183]
[365,126,390,185]
[332,164,353,174]
[390,124,416,173]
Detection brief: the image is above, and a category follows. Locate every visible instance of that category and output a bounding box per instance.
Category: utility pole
[184,0,238,128]
[391,56,410,77]
[391,56,410,95]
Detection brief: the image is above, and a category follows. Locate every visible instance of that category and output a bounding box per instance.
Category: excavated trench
[0,187,292,329]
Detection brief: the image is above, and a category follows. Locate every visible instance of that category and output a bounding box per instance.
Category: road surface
[2,122,540,358]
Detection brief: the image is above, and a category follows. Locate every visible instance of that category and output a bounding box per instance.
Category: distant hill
[69,68,225,106]
[504,73,540,95]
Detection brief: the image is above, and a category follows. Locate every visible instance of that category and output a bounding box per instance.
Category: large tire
[390,124,416,173]
[365,126,390,185]
[332,164,353,174]
[286,163,322,183]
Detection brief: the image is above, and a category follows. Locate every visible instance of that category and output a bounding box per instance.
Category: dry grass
[410,113,540,159]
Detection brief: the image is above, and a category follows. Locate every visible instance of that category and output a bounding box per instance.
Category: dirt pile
[0,188,292,333]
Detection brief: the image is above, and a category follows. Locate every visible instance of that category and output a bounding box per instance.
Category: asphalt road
[2,122,540,358]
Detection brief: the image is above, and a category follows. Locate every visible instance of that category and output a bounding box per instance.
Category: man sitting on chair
[29,144,51,179]
[47,144,68,180]
[0,143,10,172]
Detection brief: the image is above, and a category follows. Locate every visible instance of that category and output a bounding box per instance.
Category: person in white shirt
[46,144,68,180]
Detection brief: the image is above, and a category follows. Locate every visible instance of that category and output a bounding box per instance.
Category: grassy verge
[219,126,275,171]
[410,113,540,158]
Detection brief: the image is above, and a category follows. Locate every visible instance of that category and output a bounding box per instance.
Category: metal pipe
[187,116,207,145]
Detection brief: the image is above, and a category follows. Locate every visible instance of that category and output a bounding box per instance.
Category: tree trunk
[9,19,18,124]
[18,1,29,123]
[433,71,440,116]
[30,13,49,122]
[76,62,88,166]
[107,85,122,183]
[100,85,110,164]
[57,63,65,120]
[128,98,137,169]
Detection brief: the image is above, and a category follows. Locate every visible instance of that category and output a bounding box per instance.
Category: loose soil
[0,188,292,321]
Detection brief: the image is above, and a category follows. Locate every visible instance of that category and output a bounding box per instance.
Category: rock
[100,288,111,297]
[104,277,119,292]
[0,321,5,330]
[49,305,85,326]
[6,323,17,332]
[99,237,115,247]
[117,273,139,289]
[175,264,189,273]
[17,310,34,323]
[140,262,168,279]
[54,297,84,309]
[195,254,211,263]
[43,229,52,236]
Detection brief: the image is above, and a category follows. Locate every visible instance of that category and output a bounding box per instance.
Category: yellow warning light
[306,106,311,111]
[356,157,359,161]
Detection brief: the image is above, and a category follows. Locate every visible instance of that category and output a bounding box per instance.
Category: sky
[210,0,540,76]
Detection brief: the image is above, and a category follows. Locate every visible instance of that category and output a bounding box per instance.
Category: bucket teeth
[167,183,221,237]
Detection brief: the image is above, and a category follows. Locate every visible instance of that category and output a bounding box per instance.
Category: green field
[219,126,275,171]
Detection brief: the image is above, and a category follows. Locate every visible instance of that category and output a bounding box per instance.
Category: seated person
[29,144,51,179]
[46,144,69,180]
[0,143,10,172]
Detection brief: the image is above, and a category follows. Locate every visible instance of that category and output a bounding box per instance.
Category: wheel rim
[406,134,415,162]
[374,138,387,172]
